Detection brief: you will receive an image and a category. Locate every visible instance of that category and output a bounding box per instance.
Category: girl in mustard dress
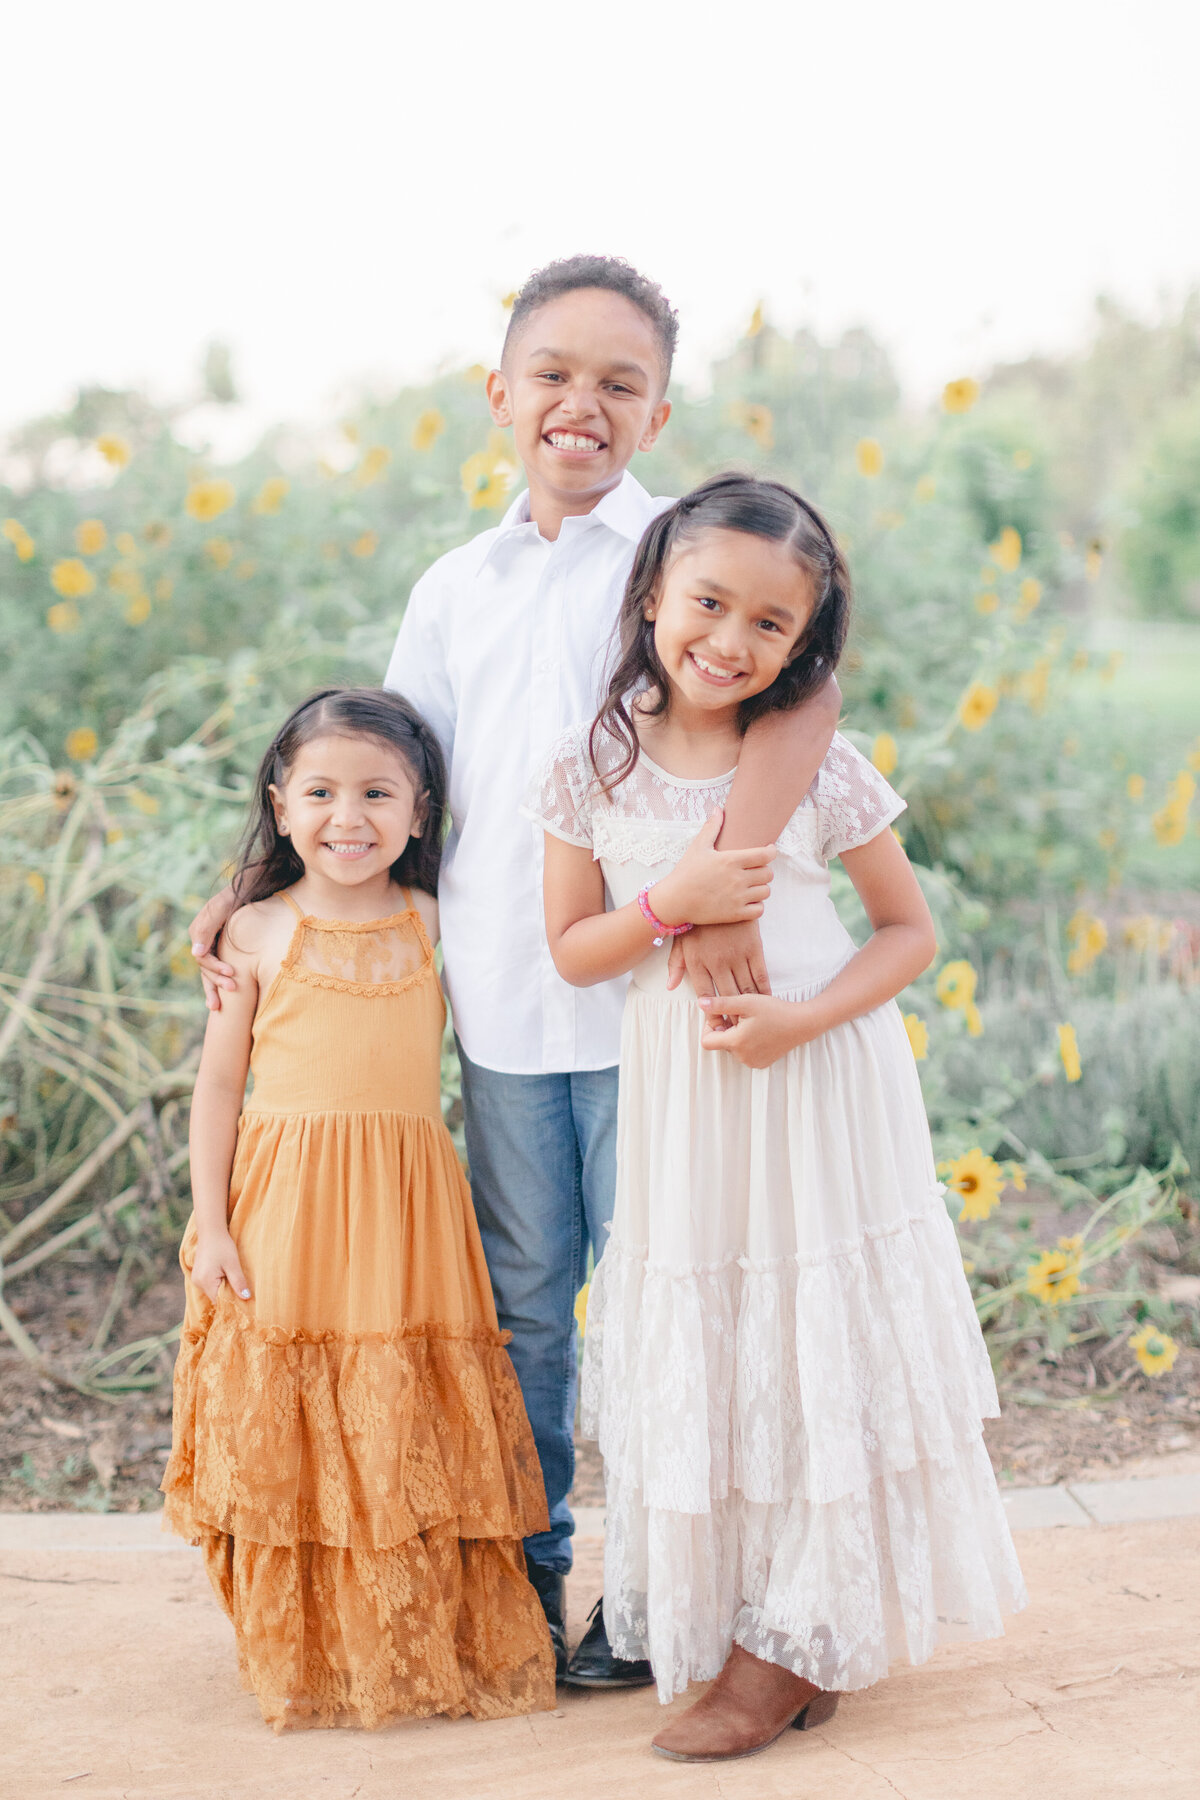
[162,687,555,1730]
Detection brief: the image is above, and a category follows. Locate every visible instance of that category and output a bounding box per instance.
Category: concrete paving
[2,1467,1199,1800]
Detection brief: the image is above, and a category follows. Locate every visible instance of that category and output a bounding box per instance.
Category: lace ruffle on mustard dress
[161,893,555,1730]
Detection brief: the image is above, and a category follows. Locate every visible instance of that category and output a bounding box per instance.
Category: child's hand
[191,1231,251,1304]
[188,886,239,1011]
[698,992,817,1068]
[652,811,776,929]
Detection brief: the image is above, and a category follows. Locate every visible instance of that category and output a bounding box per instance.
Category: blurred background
[1,0,1197,1508]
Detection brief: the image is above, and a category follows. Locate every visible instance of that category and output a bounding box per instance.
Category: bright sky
[3,0,1197,450]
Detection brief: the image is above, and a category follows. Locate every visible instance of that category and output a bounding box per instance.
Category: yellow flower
[1128,1324,1180,1378]
[733,402,774,450]
[51,557,96,599]
[1085,542,1103,581]
[1070,649,1088,674]
[155,576,174,603]
[128,789,159,815]
[74,519,107,555]
[27,871,46,898]
[965,1001,984,1037]
[108,563,143,597]
[915,475,937,503]
[204,537,233,570]
[461,448,515,510]
[975,591,999,615]
[574,1282,590,1333]
[411,409,446,452]
[1019,657,1050,714]
[855,438,884,477]
[1057,1022,1082,1082]
[356,445,392,486]
[1026,1242,1082,1306]
[501,290,518,311]
[96,434,131,467]
[125,592,152,625]
[1101,651,1123,683]
[1007,1163,1027,1192]
[185,478,235,522]
[746,303,764,338]
[251,476,290,516]
[903,1013,928,1060]
[941,1148,1004,1222]
[235,560,256,581]
[1015,577,1042,619]
[463,363,488,384]
[871,732,898,777]
[350,531,379,558]
[942,377,979,414]
[65,726,98,761]
[1066,911,1107,974]
[990,527,1022,572]
[936,959,977,1010]
[1187,737,1200,774]
[114,530,138,558]
[47,601,81,633]
[4,519,35,560]
[1153,807,1187,847]
[959,680,998,731]
[1013,448,1034,470]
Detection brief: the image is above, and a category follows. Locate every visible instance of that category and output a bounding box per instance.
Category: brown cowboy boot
[651,1643,839,1763]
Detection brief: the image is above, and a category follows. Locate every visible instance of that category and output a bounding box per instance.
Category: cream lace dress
[525,726,1026,1703]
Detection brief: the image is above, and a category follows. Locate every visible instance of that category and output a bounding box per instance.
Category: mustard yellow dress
[162,892,555,1730]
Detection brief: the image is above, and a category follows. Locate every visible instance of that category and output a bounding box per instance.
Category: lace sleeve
[818,733,906,859]
[521,725,597,848]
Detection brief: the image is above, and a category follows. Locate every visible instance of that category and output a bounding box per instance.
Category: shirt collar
[473,471,659,572]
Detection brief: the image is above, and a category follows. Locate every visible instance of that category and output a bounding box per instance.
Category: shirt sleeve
[382,566,456,770]
[521,726,596,848]
[818,735,907,859]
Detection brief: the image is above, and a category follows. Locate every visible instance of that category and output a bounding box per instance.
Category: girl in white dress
[525,474,1025,1762]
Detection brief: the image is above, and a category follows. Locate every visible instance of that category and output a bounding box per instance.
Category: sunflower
[251,476,290,516]
[96,434,131,468]
[903,1013,928,1060]
[204,537,233,570]
[65,727,98,761]
[1015,577,1042,619]
[1066,912,1108,975]
[461,449,515,511]
[990,527,1022,572]
[871,732,898,777]
[350,532,379,559]
[855,438,883,478]
[732,402,774,450]
[1128,1324,1179,1378]
[186,479,236,522]
[936,959,977,1010]
[74,519,107,555]
[356,445,392,487]
[1057,1022,1082,1082]
[1026,1241,1082,1306]
[941,1147,1004,1222]
[1126,773,1145,801]
[51,558,96,599]
[47,601,81,634]
[965,1001,984,1037]
[959,681,999,731]
[942,377,979,414]
[411,409,446,452]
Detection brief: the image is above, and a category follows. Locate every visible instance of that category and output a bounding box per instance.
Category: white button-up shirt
[384,472,672,1074]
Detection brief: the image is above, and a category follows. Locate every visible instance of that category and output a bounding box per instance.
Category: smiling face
[269,733,424,899]
[646,529,816,721]
[486,289,671,523]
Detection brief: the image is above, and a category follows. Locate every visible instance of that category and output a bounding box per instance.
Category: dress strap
[279,890,306,920]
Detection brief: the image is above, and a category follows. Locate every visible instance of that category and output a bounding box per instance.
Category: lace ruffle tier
[163,1309,554,1729]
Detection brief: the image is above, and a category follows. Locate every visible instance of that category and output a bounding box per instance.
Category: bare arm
[674,675,842,1001]
[187,932,259,1301]
[543,815,775,988]
[699,826,935,1068]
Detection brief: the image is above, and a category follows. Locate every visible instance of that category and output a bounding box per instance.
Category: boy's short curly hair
[502,254,679,387]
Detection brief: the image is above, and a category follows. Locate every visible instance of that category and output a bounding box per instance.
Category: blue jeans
[457,1038,618,1576]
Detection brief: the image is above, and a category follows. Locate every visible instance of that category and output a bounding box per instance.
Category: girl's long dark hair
[590,473,851,791]
[232,687,447,907]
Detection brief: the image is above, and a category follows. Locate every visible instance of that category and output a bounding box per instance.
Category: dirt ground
[3,1254,1199,1513]
[2,1511,1198,1800]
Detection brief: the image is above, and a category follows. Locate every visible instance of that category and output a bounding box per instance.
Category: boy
[191,255,840,1685]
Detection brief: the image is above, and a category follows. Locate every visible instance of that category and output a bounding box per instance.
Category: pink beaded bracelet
[637,885,693,948]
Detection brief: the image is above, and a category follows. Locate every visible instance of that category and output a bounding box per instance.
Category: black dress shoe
[564,1597,655,1689]
[525,1557,568,1681]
